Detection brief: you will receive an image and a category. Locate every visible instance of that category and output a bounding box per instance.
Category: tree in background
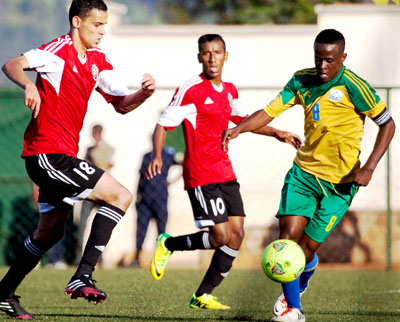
[0,0,380,84]
[118,0,367,25]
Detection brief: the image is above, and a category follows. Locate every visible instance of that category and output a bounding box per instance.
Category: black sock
[0,235,46,298]
[195,246,238,297]
[165,231,212,251]
[75,204,124,277]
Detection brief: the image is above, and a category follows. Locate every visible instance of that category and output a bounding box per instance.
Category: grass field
[1,267,400,322]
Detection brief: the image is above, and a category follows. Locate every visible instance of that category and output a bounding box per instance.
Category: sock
[0,235,46,298]
[195,246,238,297]
[165,231,212,251]
[300,253,318,293]
[75,204,124,277]
[282,277,301,310]
[281,254,319,310]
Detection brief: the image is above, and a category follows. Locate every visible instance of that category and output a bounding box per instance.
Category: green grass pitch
[1,267,400,321]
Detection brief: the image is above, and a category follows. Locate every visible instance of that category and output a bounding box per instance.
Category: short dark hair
[315,29,345,52]
[198,34,226,52]
[92,124,103,133]
[69,0,108,25]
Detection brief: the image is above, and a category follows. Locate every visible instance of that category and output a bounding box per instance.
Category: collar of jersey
[305,65,345,105]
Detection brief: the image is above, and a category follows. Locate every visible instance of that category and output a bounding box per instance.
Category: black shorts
[24,153,104,212]
[187,180,245,229]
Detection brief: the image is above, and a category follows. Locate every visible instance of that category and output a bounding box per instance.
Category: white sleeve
[158,103,197,129]
[96,69,130,97]
[23,49,64,73]
[231,97,248,117]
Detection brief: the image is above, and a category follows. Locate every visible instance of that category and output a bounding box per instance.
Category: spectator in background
[84,124,115,171]
[131,146,183,268]
[76,124,115,265]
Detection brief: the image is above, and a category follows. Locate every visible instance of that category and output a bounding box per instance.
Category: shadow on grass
[35,313,267,321]
[313,310,400,318]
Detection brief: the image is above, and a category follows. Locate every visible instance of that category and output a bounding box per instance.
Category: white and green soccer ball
[261,239,306,283]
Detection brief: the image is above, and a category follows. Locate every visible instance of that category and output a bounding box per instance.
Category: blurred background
[0,0,399,271]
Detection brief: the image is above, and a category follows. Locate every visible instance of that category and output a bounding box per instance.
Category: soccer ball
[261,239,306,283]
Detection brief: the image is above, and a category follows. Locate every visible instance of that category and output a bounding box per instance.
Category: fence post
[385,87,392,271]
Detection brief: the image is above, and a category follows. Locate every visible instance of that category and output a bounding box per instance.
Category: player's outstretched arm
[252,126,303,150]
[112,73,156,114]
[222,109,273,151]
[354,118,395,186]
[2,55,41,118]
[145,124,167,179]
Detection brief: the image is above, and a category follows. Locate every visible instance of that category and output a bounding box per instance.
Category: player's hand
[275,130,303,150]
[222,127,240,151]
[24,83,41,118]
[141,73,156,97]
[145,156,163,179]
[353,166,373,187]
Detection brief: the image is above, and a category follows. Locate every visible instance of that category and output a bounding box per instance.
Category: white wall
[79,4,400,267]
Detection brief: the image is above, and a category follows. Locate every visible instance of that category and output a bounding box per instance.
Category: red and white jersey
[159,74,248,189]
[22,34,129,157]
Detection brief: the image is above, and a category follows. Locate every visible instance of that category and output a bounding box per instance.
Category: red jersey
[22,34,129,157]
[158,75,247,190]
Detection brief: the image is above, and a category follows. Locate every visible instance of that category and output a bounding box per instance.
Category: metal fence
[0,85,398,269]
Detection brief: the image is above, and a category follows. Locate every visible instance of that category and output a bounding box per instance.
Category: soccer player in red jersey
[146,34,302,309]
[0,0,155,319]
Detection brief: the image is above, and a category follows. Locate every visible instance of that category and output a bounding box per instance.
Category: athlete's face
[73,9,108,50]
[198,40,228,85]
[314,42,347,83]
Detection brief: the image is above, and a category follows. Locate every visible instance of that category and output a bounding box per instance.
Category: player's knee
[232,225,245,243]
[211,230,231,247]
[108,187,132,211]
[119,188,133,209]
[279,228,301,243]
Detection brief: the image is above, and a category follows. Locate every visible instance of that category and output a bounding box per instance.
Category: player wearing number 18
[0,0,155,319]
[222,29,395,322]
[146,34,302,310]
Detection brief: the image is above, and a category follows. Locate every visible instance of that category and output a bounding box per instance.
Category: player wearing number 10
[146,34,302,309]
[0,0,155,319]
[223,29,395,321]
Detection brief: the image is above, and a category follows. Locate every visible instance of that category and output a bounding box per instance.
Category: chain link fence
[0,88,77,266]
[0,86,399,270]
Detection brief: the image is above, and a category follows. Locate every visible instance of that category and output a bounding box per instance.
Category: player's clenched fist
[141,73,156,97]
[222,128,240,151]
[24,83,41,118]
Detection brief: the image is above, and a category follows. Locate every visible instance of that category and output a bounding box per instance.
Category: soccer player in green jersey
[222,29,395,322]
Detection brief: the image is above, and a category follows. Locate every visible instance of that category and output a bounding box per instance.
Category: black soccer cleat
[65,274,107,304]
[0,295,33,319]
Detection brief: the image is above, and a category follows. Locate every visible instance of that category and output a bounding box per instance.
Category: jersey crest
[92,64,99,81]
[329,89,344,103]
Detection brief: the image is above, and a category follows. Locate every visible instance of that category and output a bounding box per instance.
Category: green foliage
[116,0,365,25]
[0,0,367,84]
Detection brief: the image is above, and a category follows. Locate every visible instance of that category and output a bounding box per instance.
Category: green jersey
[264,66,386,183]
